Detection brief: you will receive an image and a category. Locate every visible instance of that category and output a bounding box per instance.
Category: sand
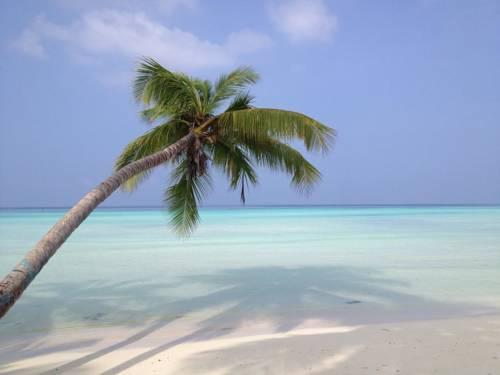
[1,311,499,375]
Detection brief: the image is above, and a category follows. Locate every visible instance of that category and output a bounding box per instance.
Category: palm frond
[211,66,259,107]
[140,106,169,124]
[218,108,335,152]
[193,79,214,114]
[224,92,255,112]
[115,120,188,191]
[134,58,202,115]
[165,160,211,236]
[239,136,320,192]
[210,139,257,203]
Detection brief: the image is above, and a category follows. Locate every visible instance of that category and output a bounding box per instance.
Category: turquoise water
[1,206,499,334]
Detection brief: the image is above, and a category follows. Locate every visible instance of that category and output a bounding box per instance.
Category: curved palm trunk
[0,133,194,318]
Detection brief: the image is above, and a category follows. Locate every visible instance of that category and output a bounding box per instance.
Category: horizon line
[1,203,500,210]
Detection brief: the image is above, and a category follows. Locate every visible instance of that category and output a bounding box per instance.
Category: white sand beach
[1,313,499,374]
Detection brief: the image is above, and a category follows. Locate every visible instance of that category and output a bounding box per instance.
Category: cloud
[11,15,72,58]
[12,29,46,58]
[268,0,337,42]
[12,10,271,72]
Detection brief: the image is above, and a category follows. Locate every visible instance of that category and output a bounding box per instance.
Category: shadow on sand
[0,265,497,374]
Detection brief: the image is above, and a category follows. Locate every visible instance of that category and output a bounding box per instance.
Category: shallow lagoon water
[1,206,499,334]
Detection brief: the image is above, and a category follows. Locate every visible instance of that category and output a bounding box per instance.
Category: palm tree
[0,58,335,318]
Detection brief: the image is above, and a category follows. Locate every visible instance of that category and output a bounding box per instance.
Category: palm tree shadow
[163,266,494,330]
[37,317,180,375]
[1,266,497,374]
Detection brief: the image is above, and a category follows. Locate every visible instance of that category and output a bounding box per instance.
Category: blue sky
[0,0,499,207]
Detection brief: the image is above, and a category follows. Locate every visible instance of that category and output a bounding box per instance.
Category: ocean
[1,206,499,334]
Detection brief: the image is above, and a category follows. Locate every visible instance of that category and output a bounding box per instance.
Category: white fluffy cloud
[12,10,271,71]
[269,0,337,42]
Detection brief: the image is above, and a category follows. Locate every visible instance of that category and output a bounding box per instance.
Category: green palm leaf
[193,79,214,114]
[218,108,335,152]
[115,120,188,191]
[239,136,320,191]
[224,92,255,112]
[210,139,258,203]
[165,160,212,236]
[211,66,259,107]
[134,58,203,115]
[140,106,169,124]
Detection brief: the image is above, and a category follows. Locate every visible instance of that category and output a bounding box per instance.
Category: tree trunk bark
[0,133,194,318]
